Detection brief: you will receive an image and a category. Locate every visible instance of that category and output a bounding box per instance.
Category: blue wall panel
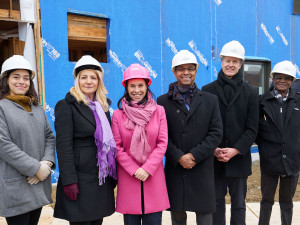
[40,0,300,182]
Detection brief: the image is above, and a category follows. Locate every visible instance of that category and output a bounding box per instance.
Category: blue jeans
[123,212,162,225]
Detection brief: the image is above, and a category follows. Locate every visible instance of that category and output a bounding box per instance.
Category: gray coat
[0,98,55,217]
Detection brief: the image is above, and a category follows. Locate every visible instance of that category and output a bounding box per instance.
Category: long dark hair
[0,70,39,105]
[117,79,156,109]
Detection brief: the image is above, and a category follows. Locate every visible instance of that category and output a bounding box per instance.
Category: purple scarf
[87,98,117,185]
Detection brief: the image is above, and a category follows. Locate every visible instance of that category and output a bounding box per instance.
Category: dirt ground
[237,160,300,203]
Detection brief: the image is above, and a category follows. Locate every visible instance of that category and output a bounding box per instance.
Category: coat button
[177,109,180,113]
[283,154,287,158]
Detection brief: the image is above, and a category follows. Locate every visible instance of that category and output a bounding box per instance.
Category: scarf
[273,88,289,104]
[5,95,34,112]
[122,93,157,164]
[217,69,243,103]
[87,98,117,185]
[167,82,197,106]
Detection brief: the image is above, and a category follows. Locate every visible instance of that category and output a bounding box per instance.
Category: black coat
[54,92,115,222]
[256,88,300,176]
[202,79,259,177]
[157,89,223,213]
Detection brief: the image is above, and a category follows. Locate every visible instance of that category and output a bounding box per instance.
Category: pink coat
[111,105,170,214]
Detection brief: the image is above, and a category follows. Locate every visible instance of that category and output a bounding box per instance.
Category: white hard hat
[270,60,296,80]
[171,50,199,72]
[73,55,104,78]
[1,55,35,79]
[220,40,245,60]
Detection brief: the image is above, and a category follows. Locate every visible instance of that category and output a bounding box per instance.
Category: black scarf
[167,82,197,106]
[217,69,243,103]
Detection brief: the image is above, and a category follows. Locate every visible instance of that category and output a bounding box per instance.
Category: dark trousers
[213,177,247,225]
[258,172,299,225]
[171,211,212,225]
[5,207,42,225]
[123,212,162,225]
[69,219,103,225]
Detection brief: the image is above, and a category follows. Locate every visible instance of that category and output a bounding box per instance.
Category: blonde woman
[54,55,117,225]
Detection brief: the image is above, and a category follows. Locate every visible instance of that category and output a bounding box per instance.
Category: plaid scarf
[272,88,289,104]
[167,82,197,106]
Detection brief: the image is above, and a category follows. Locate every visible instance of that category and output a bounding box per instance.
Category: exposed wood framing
[0,8,20,20]
[34,0,45,107]
[68,13,107,42]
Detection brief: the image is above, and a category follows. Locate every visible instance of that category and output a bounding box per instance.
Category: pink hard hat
[122,64,152,87]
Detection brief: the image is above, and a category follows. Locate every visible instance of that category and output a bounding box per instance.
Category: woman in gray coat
[0,55,55,225]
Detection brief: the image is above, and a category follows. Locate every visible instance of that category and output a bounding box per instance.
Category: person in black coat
[54,55,117,225]
[256,61,300,225]
[202,41,259,225]
[157,50,223,225]
[291,78,300,93]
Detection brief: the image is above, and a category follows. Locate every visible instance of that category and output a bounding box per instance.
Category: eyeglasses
[274,76,293,81]
[176,67,196,73]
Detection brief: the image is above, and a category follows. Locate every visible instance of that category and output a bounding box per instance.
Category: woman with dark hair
[0,55,55,225]
[112,64,170,225]
[54,55,117,225]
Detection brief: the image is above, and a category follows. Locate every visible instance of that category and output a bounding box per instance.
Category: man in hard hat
[256,61,300,225]
[202,41,259,225]
[157,50,223,225]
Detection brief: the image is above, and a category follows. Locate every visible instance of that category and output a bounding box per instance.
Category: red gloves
[63,183,79,201]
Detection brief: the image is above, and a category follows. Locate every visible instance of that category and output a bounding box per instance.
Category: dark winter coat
[202,78,259,177]
[256,88,300,176]
[54,92,115,222]
[157,89,223,213]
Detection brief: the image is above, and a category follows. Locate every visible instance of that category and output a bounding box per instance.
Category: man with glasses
[202,41,259,225]
[256,61,300,225]
[158,50,223,225]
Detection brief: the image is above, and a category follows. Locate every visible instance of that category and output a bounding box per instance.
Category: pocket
[3,177,31,209]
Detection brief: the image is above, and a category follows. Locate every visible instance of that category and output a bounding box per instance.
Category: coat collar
[261,88,297,131]
[186,89,203,122]
[169,88,203,122]
[65,92,96,127]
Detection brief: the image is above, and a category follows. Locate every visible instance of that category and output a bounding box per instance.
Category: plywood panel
[68,24,106,42]
[67,13,106,42]
[68,13,106,26]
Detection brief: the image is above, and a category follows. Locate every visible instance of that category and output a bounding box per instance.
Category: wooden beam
[68,23,107,42]
[67,13,107,43]
[0,9,20,20]
[9,10,20,19]
[34,0,46,107]
[68,13,106,27]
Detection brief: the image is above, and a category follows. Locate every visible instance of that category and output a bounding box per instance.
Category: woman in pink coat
[112,64,170,225]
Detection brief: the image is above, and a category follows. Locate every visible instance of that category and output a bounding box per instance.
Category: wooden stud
[33,0,46,107]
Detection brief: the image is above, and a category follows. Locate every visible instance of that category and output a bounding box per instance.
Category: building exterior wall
[39,0,300,182]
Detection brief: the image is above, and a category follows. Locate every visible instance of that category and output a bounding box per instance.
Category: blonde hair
[70,69,109,112]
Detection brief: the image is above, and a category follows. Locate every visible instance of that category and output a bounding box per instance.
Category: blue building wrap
[39,0,300,183]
